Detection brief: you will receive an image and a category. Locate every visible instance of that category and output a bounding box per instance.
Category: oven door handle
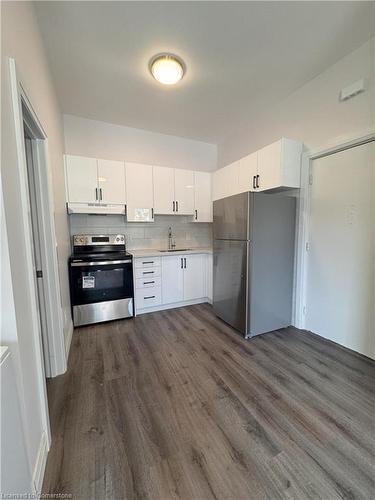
[71,259,132,267]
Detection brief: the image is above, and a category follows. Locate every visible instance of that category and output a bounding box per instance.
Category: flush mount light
[150,53,185,85]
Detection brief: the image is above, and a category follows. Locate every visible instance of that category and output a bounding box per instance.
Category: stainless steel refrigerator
[213,191,296,338]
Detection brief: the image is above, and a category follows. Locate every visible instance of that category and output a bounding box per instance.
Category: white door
[65,155,98,203]
[97,159,126,205]
[306,141,374,359]
[153,166,175,214]
[174,169,194,214]
[238,152,258,193]
[162,256,184,304]
[257,140,282,191]
[194,171,212,222]
[125,162,154,221]
[183,254,206,301]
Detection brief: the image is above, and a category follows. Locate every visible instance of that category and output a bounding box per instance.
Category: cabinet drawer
[136,287,162,308]
[135,267,161,279]
[136,277,161,289]
[135,257,161,268]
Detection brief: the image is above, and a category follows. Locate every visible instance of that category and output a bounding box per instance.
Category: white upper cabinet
[213,161,239,200]
[174,169,195,215]
[153,166,175,215]
[193,171,212,222]
[125,162,154,222]
[65,155,98,203]
[97,159,126,204]
[257,138,302,191]
[212,138,302,200]
[238,152,258,193]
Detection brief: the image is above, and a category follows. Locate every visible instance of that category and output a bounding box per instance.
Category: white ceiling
[35,1,375,144]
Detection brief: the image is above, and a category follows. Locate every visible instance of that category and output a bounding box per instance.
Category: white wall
[1,0,70,487]
[218,38,375,166]
[63,114,217,172]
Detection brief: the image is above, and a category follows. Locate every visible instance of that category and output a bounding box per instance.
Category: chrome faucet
[168,227,176,250]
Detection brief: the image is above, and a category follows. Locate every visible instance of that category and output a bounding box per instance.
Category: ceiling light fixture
[150,53,185,85]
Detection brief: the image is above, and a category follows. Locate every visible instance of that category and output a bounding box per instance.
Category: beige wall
[218,38,375,166]
[1,1,70,479]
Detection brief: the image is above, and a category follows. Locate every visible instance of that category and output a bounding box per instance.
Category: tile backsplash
[69,214,212,250]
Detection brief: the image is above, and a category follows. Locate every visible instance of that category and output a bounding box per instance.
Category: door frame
[8,55,68,438]
[294,129,375,329]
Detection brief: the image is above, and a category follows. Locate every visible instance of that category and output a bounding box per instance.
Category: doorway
[23,122,51,376]
[305,140,374,358]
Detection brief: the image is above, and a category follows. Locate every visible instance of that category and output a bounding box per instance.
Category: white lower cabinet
[161,256,184,304]
[135,253,210,313]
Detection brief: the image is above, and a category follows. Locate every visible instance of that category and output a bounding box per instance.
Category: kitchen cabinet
[65,155,98,203]
[65,155,126,213]
[238,152,258,193]
[193,171,212,222]
[153,166,194,215]
[212,161,239,201]
[161,255,184,304]
[125,162,154,222]
[174,169,195,215]
[97,159,126,204]
[153,166,175,214]
[183,254,206,300]
[257,138,302,191]
[206,253,213,302]
[161,253,206,304]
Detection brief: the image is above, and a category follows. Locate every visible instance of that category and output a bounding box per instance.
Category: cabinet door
[153,166,175,214]
[194,171,212,222]
[174,169,194,215]
[65,155,98,203]
[257,140,282,191]
[97,159,126,204]
[125,162,154,221]
[183,254,206,301]
[238,152,258,193]
[213,162,239,200]
[162,256,184,304]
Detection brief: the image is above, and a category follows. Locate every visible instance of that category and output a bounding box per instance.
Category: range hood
[67,203,126,215]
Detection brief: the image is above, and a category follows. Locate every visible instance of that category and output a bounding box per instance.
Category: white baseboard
[136,297,209,315]
[32,431,48,494]
[64,319,74,359]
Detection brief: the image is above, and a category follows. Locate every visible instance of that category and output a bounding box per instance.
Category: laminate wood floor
[42,304,375,500]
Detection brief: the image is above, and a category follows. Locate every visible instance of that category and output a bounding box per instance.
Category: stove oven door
[69,258,134,326]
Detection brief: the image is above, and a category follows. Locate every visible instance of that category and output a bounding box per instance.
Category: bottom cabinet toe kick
[133,252,212,315]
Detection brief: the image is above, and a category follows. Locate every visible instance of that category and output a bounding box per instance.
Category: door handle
[181,258,183,269]
[151,207,154,219]
[144,295,155,300]
[256,175,260,189]
[195,209,198,220]
[184,257,187,268]
[95,187,98,200]
[252,176,256,190]
[99,188,103,201]
[176,201,178,212]
[173,201,175,212]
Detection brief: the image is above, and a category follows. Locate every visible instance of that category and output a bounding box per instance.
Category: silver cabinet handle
[71,259,131,267]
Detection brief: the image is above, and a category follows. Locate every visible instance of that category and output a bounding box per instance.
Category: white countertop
[130,247,212,258]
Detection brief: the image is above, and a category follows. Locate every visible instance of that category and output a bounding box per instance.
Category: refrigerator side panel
[249,194,296,336]
[213,239,248,335]
[213,192,249,240]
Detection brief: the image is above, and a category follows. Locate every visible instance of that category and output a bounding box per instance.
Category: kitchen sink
[159,248,192,252]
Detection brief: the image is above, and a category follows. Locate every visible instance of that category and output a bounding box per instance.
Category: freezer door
[213,192,250,240]
[213,239,248,335]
